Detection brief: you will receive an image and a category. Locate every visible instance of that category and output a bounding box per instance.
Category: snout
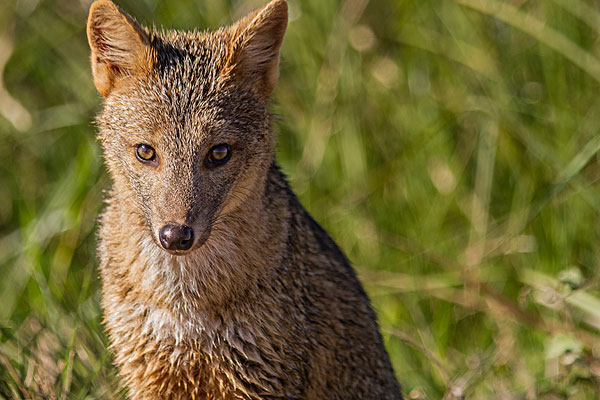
[156,222,211,254]
[159,223,194,252]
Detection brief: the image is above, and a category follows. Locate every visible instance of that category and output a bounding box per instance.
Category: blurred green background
[1,0,600,398]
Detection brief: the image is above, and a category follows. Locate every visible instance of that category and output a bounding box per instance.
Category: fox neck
[107,164,290,343]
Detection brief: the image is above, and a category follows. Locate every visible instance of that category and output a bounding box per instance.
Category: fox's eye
[135,144,156,162]
[206,144,231,167]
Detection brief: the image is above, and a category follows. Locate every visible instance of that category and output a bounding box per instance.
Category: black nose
[159,224,194,251]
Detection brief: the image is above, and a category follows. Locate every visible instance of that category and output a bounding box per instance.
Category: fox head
[87,0,287,255]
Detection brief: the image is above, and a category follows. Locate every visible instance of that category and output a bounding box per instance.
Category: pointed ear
[86,0,150,96]
[226,0,288,99]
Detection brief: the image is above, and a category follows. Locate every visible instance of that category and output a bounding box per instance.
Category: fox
[87,0,402,399]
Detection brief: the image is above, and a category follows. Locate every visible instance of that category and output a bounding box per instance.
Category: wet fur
[89,1,401,398]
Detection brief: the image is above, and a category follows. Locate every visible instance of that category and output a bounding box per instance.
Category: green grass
[1,0,600,398]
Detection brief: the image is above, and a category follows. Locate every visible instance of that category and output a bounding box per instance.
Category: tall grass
[1,0,600,398]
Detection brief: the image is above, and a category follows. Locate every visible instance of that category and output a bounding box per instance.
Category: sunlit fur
[89,0,401,398]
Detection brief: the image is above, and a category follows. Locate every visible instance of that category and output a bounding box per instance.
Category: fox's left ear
[226,0,288,99]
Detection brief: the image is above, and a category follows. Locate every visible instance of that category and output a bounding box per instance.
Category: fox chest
[104,302,302,400]
[107,321,260,400]
[117,347,250,400]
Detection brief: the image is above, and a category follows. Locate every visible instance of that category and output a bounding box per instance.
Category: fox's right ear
[87,0,150,96]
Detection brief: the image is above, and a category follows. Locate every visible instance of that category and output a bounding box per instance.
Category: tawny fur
[88,1,402,398]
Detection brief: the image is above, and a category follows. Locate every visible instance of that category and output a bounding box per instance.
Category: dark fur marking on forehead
[148,30,228,125]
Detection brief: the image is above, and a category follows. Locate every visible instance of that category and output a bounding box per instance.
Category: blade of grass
[59,328,76,400]
[457,0,600,84]
[552,0,600,36]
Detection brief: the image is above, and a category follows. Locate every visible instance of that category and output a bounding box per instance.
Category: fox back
[87,1,401,399]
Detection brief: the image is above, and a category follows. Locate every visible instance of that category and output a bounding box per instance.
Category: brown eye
[206,144,231,167]
[135,144,156,162]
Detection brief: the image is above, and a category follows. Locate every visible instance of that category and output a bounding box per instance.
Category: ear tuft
[227,0,288,99]
[87,0,150,96]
